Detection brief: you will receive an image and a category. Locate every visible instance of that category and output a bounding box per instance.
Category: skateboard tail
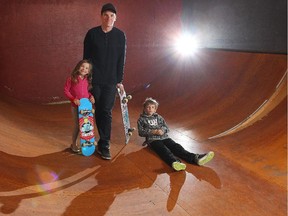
[81,145,96,156]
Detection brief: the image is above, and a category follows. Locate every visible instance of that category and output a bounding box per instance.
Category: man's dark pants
[92,84,117,151]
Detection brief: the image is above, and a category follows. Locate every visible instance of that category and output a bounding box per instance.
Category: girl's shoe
[172,161,186,171]
[70,144,81,153]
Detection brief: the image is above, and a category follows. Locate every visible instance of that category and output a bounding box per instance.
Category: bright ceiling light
[174,33,200,57]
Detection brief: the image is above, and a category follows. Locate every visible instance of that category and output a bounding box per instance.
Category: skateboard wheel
[128,132,133,136]
[126,95,132,100]
[122,98,128,104]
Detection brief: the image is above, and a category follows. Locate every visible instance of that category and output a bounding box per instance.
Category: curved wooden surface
[0,51,286,215]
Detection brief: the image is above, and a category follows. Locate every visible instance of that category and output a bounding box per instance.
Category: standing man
[83,3,126,160]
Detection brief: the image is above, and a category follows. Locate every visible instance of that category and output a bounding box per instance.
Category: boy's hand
[152,129,164,136]
[89,96,95,104]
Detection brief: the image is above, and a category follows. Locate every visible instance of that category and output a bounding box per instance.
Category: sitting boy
[137,97,214,171]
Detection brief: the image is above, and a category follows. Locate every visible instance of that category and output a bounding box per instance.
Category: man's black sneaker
[101,148,111,160]
[195,151,214,166]
[96,146,102,155]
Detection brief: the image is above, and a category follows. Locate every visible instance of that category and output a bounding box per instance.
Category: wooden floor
[0,51,287,215]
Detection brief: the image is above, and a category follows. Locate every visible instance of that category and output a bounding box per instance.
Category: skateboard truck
[127,128,136,136]
[82,140,96,147]
[80,109,94,115]
[122,95,132,104]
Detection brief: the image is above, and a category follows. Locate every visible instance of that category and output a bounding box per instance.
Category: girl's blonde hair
[71,59,93,90]
[143,97,159,109]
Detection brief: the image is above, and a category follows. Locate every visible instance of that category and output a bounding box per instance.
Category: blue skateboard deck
[117,88,135,144]
[78,98,96,156]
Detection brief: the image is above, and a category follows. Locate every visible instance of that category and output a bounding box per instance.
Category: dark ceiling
[182,0,287,54]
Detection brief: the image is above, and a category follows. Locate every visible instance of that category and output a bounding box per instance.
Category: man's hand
[117,83,125,95]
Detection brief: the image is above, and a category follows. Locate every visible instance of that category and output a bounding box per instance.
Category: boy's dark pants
[149,138,196,166]
[92,84,117,150]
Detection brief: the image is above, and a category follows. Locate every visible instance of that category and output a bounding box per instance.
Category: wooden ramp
[0,51,286,215]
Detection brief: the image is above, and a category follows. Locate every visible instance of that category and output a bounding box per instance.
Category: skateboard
[78,98,96,156]
[117,88,135,144]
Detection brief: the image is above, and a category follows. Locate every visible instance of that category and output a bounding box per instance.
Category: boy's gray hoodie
[137,112,169,143]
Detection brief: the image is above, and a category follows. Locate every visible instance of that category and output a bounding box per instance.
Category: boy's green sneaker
[172,161,186,171]
[195,151,214,166]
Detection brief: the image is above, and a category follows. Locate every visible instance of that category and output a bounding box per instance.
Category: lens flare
[174,33,200,57]
[34,165,59,194]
